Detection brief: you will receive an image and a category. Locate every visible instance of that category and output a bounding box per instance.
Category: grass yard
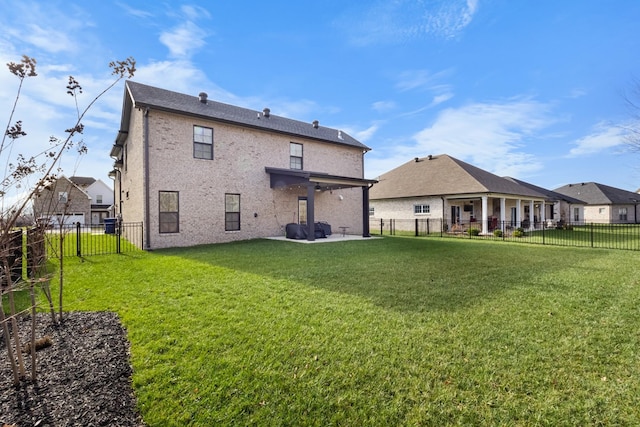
[54,237,640,426]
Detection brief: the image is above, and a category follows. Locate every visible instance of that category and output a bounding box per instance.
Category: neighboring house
[32,175,90,225]
[109,80,376,249]
[369,154,550,234]
[554,182,640,224]
[68,176,114,224]
[504,177,586,225]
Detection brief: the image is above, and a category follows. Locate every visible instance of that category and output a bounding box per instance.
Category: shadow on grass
[153,236,613,314]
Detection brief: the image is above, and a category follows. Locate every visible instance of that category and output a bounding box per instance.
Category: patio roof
[265,167,377,191]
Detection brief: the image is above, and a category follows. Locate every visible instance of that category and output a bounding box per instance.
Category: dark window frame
[193,125,214,160]
[290,142,303,170]
[225,193,241,231]
[159,191,179,233]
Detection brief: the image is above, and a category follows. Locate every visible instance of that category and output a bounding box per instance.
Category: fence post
[415,218,419,237]
[427,218,430,235]
[76,222,82,257]
[542,222,545,245]
[116,221,122,254]
[590,222,594,248]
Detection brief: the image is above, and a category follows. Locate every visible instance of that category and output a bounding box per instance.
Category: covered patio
[265,167,377,242]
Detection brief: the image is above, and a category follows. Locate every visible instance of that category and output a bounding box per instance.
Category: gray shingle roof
[122,80,370,151]
[553,182,640,205]
[370,154,547,200]
[505,177,585,204]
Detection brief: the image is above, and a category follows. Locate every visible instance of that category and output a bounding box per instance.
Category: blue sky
[1,0,640,199]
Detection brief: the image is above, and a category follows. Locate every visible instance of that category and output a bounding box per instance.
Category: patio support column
[516,199,522,227]
[481,195,489,235]
[540,201,546,226]
[500,197,506,230]
[306,183,316,241]
[529,200,535,230]
[362,185,371,237]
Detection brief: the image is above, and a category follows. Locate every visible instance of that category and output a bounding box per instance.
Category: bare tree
[1,55,135,384]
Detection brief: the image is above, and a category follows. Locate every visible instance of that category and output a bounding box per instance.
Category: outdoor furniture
[338,226,349,236]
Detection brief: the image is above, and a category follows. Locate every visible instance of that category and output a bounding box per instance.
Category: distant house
[504,177,585,225]
[554,182,640,223]
[109,81,376,249]
[369,154,550,234]
[32,176,113,226]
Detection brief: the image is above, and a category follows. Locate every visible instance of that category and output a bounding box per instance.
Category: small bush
[469,228,480,236]
[493,229,503,237]
[513,227,525,238]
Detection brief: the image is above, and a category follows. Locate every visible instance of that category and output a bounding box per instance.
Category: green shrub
[493,229,503,237]
[513,227,525,238]
[469,228,480,236]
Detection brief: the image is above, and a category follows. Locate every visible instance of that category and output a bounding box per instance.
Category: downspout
[441,196,446,230]
[143,107,151,250]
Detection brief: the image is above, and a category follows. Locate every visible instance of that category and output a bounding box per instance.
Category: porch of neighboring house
[445,195,550,235]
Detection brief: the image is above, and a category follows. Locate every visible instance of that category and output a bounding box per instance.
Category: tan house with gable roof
[110,81,376,249]
[369,154,551,234]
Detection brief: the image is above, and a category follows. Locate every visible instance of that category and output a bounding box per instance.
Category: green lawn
[54,237,640,426]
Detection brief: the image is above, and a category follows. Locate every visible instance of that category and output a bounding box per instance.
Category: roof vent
[263,108,270,118]
[414,157,421,162]
[198,92,208,104]
[338,130,343,140]
[312,120,319,129]
[428,154,433,160]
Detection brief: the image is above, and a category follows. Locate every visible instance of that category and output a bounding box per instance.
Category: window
[599,208,605,214]
[225,194,240,231]
[414,204,430,214]
[298,198,307,225]
[369,207,375,216]
[59,192,68,203]
[96,195,103,204]
[290,143,303,170]
[619,207,628,221]
[573,207,580,222]
[194,125,213,159]
[159,191,179,233]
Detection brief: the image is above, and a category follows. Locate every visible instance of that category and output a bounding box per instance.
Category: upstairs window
[225,194,240,231]
[159,191,179,233]
[59,192,68,203]
[194,125,213,160]
[290,143,303,170]
[96,195,103,204]
[414,204,430,214]
[369,207,375,216]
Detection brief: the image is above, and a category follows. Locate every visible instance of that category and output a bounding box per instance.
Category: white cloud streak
[339,0,479,46]
[568,123,625,157]
[366,97,554,179]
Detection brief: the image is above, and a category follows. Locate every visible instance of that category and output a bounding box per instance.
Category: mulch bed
[0,312,145,426]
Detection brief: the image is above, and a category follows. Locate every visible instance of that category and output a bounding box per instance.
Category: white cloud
[567,123,625,157]
[396,98,555,177]
[160,21,208,59]
[372,101,396,113]
[339,0,479,46]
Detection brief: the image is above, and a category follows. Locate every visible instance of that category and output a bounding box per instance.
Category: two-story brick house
[110,81,376,250]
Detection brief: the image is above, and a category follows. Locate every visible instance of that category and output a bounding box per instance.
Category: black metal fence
[44,221,144,258]
[371,218,640,251]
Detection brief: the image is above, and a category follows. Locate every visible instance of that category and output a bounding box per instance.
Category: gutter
[144,107,151,250]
